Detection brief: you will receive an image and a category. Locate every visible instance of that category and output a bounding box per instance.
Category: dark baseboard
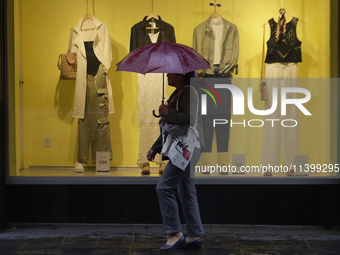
[5,185,340,226]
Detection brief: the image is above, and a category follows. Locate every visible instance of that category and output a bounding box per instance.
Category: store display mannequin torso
[130,16,176,172]
[192,16,239,77]
[265,16,302,63]
[261,16,302,175]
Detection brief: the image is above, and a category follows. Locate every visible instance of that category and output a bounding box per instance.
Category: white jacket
[70,16,114,119]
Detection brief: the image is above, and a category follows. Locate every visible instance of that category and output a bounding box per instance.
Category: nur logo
[193,81,312,128]
[195,83,312,116]
[196,82,223,115]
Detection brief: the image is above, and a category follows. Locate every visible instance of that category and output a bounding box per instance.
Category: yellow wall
[10,0,332,174]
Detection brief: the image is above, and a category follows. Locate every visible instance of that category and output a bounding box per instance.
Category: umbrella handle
[152,110,161,118]
[152,100,165,118]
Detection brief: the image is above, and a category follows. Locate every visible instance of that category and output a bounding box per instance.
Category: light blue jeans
[156,148,204,236]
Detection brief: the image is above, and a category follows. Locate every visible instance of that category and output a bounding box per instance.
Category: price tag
[295,155,308,176]
[96,151,110,172]
[232,154,246,174]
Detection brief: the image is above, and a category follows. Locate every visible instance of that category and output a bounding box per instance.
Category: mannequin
[261,9,302,176]
[130,16,176,174]
[192,15,239,153]
[71,16,114,173]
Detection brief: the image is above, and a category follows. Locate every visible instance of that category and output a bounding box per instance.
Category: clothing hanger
[146,0,159,31]
[261,0,305,27]
[81,0,95,31]
[209,0,221,19]
[146,0,159,21]
[146,13,159,21]
[261,12,305,27]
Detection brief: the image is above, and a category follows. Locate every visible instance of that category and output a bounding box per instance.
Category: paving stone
[97,237,132,249]
[95,249,130,255]
[0,243,24,255]
[205,243,240,251]
[237,239,275,251]
[307,240,340,252]
[61,238,98,249]
[235,233,271,240]
[204,249,243,255]
[59,247,96,255]
[22,249,60,255]
[0,225,340,255]
[25,238,62,250]
[178,249,204,255]
[240,253,280,255]
[272,239,312,252]
[317,253,340,255]
[277,252,316,255]
[132,249,201,255]
[0,238,30,244]
[133,234,165,246]
[203,236,239,250]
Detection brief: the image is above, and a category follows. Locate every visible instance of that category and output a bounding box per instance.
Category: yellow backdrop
[9,0,332,175]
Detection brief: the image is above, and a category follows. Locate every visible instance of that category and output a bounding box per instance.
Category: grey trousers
[156,148,204,236]
[77,64,112,164]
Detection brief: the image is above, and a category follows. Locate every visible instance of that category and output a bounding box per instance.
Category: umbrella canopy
[116,41,210,74]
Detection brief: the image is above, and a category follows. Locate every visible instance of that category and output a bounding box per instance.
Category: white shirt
[148,32,160,44]
[70,16,114,119]
[211,16,224,65]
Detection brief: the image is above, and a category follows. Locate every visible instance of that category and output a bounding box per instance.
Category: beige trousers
[261,63,299,168]
[77,64,112,164]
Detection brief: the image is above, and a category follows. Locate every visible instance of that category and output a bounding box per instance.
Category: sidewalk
[0,224,339,254]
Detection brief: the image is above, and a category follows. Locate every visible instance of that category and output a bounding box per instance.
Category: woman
[147,72,205,251]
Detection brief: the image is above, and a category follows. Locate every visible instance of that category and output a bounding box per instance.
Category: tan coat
[71,16,114,119]
[192,17,239,77]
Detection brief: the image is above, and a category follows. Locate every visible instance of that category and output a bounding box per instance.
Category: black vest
[265,17,302,63]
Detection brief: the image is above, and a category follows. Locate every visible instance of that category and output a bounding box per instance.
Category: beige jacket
[70,16,114,119]
[192,17,239,77]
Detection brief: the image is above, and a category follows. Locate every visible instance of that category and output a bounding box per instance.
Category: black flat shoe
[183,238,202,249]
[160,235,186,251]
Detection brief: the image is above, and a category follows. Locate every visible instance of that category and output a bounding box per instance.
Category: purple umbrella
[116,41,210,116]
[116,41,210,74]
